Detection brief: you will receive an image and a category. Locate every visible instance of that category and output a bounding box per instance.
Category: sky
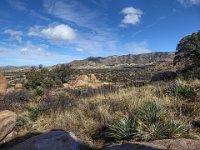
[0,0,200,66]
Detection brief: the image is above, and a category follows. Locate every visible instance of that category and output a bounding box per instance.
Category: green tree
[53,64,74,83]
[39,64,43,69]
[174,31,200,67]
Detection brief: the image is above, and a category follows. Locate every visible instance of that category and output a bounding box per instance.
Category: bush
[175,85,196,99]
[0,90,35,110]
[30,107,44,121]
[166,81,196,99]
[35,86,44,96]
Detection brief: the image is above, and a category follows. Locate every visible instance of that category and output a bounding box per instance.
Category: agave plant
[108,117,135,141]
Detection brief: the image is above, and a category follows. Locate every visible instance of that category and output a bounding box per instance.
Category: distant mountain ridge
[68,52,175,67]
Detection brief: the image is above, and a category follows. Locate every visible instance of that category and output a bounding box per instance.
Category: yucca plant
[136,120,167,141]
[139,101,161,124]
[165,119,188,138]
[108,117,135,141]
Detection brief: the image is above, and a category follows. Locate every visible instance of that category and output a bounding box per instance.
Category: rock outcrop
[14,83,23,90]
[0,74,8,100]
[9,131,88,150]
[70,74,100,87]
[0,110,16,142]
[103,139,200,150]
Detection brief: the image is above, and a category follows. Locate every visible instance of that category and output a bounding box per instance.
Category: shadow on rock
[0,129,91,150]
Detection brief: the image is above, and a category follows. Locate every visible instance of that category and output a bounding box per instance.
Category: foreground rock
[103,139,200,150]
[0,110,16,142]
[0,74,8,100]
[9,131,89,150]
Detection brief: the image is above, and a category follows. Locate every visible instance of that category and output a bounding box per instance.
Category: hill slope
[69,52,175,68]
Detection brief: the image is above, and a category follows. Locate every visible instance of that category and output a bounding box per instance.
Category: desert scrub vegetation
[108,101,188,142]
[1,80,199,149]
[166,80,196,100]
[25,64,75,89]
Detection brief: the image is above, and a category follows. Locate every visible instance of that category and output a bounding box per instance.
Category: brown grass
[3,80,200,149]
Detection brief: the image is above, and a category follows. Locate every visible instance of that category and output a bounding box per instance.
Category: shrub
[108,117,135,141]
[30,107,44,121]
[35,86,44,96]
[0,90,35,110]
[16,115,32,132]
[166,81,196,99]
[175,85,196,99]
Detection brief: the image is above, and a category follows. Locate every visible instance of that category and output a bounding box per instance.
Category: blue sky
[0,0,200,66]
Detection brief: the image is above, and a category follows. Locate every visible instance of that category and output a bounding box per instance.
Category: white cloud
[43,0,99,29]
[28,24,76,41]
[124,41,152,54]
[0,42,74,66]
[177,0,200,6]
[3,29,23,42]
[42,0,120,55]
[120,7,143,27]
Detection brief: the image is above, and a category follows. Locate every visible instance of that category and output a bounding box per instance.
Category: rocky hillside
[69,52,175,68]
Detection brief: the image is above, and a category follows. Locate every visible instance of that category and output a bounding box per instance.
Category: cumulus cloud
[28,24,76,41]
[3,29,23,42]
[177,0,200,6]
[120,7,143,27]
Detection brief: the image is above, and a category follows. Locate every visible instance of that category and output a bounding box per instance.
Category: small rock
[0,110,17,142]
[14,83,23,90]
